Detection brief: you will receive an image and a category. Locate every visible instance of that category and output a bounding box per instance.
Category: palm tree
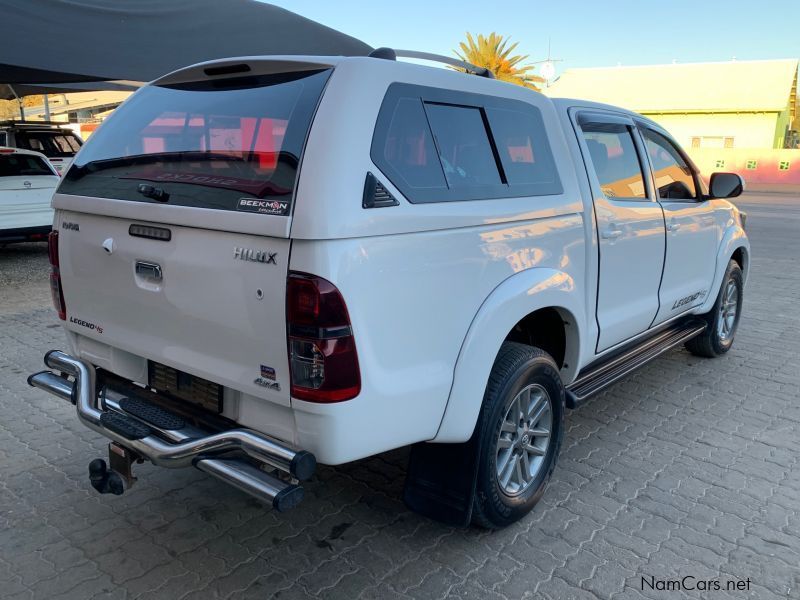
[454,33,544,90]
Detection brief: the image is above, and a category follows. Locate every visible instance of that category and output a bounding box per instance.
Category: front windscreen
[58,69,331,216]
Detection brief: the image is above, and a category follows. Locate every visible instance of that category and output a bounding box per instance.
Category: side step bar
[566,319,707,408]
[28,350,315,511]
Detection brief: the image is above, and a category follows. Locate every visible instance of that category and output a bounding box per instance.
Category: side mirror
[709,172,744,199]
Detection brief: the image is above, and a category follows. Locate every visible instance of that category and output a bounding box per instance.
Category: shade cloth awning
[0,0,372,98]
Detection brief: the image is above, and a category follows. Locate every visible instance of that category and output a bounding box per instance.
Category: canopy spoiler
[152,56,343,87]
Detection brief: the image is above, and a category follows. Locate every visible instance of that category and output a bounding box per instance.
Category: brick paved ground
[1,192,798,599]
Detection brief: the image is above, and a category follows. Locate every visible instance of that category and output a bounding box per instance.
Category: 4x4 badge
[254,377,280,391]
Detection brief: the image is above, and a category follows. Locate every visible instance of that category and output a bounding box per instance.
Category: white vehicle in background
[0,121,83,175]
[0,147,59,244]
[28,50,750,528]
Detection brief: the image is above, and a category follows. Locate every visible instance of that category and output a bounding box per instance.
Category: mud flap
[402,425,483,527]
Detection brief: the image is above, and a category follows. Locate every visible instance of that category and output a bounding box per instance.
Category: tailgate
[0,188,55,229]
[0,174,57,229]
[58,211,291,404]
[49,62,334,406]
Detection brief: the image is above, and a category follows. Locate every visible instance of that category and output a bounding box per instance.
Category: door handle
[601,226,623,240]
[666,220,681,232]
[135,261,162,281]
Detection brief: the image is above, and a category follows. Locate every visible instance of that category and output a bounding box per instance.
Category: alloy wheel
[495,383,553,496]
[717,279,739,341]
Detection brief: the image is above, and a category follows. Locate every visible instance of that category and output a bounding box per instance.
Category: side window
[0,132,6,146]
[485,106,560,190]
[378,97,446,190]
[371,82,563,203]
[642,129,698,200]
[581,123,647,199]
[424,103,500,187]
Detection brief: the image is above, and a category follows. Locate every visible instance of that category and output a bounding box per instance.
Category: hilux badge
[233,247,277,264]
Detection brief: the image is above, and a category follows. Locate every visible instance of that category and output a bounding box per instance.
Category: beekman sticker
[237,198,289,216]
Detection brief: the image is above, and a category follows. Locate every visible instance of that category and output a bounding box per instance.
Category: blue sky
[269,0,799,77]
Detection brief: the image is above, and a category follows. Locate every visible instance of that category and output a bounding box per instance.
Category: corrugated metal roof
[544,59,799,113]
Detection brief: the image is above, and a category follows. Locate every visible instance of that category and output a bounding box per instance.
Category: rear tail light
[48,231,66,320]
[287,272,360,402]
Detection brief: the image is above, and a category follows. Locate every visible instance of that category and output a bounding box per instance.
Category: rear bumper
[0,225,51,243]
[28,350,316,511]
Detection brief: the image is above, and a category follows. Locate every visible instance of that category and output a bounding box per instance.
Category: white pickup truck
[0,147,59,244]
[29,50,749,528]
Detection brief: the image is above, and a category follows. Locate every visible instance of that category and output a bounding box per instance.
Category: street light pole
[530,38,562,88]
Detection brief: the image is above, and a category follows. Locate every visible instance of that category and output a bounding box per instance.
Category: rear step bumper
[28,350,314,512]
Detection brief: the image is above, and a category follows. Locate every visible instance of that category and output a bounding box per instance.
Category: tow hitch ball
[89,442,141,496]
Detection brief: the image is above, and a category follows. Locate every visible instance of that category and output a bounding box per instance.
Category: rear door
[574,111,666,352]
[53,66,332,405]
[640,126,719,324]
[0,152,58,230]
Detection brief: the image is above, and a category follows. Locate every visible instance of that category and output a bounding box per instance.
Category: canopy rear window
[58,69,331,215]
[15,131,82,157]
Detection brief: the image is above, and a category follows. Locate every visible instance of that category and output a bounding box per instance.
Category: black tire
[472,342,565,529]
[685,259,743,358]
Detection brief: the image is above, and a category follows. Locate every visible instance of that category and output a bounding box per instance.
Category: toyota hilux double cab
[28,49,749,528]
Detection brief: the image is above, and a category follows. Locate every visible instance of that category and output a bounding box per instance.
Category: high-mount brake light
[286,273,360,402]
[48,231,66,320]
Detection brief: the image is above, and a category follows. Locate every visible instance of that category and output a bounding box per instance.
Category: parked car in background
[0,147,59,244]
[0,121,83,175]
[28,51,749,528]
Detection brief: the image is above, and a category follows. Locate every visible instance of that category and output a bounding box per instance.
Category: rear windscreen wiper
[137,183,170,202]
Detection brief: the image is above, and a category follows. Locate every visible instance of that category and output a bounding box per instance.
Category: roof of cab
[549,97,663,130]
[0,146,51,159]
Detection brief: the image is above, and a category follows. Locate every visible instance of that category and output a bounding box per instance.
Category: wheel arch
[503,306,578,375]
[697,225,750,315]
[731,245,749,280]
[433,268,583,443]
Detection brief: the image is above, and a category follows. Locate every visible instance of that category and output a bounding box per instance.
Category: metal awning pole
[43,94,50,121]
[8,85,24,120]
